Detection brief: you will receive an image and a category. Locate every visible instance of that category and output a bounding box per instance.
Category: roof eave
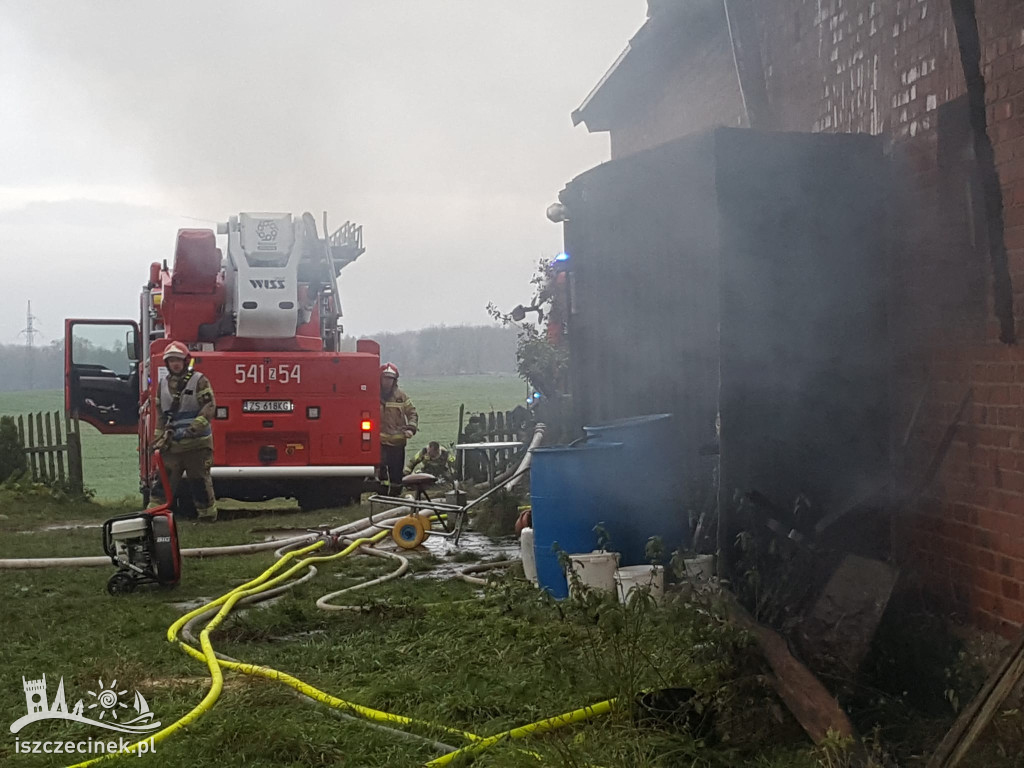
[572,43,633,131]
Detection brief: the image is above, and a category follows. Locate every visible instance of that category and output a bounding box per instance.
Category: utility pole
[19,301,39,390]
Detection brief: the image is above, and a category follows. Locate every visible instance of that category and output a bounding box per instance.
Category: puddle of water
[416,530,519,580]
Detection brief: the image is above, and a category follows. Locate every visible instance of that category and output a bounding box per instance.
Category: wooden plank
[496,412,506,464]
[927,630,1024,768]
[722,591,864,756]
[36,412,46,482]
[66,414,84,494]
[796,556,899,678]
[44,411,56,481]
[54,415,66,482]
[456,404,465,480]
[27,413,37,480]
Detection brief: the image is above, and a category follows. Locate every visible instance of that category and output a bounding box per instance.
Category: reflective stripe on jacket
[157,370,215,452]
[380,387,418,447]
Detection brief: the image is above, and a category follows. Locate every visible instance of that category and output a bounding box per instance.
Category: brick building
[572,0,1024,635]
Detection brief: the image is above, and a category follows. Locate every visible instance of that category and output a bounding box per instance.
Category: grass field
[0,375,526,501]
[0,492,822,768]
[1,493,1018,767]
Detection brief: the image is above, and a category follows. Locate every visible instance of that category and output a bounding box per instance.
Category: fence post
[16,415,25,471]
[27,413,37,480]
[456,403,465,480]
[44,411,57,481]
[66,414,84,495]
[54,414,66,483]
[35,412,47,483]
[495,411,507,466]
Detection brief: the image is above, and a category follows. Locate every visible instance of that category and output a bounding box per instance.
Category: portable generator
[102,453,182,596]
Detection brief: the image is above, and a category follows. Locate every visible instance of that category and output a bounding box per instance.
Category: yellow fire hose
[424,699,617,767]
[67,539,331,767]
[67,528,615,767]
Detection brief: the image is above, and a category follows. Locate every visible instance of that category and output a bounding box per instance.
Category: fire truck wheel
[107,572,136,596]
[392,516,426,549]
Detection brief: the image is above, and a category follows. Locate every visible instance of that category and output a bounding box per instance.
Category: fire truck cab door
[65,319,141,435]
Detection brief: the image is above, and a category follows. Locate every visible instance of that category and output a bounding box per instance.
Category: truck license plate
[242,400,295,413]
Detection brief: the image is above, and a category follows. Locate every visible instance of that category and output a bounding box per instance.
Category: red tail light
[361,420,372,431]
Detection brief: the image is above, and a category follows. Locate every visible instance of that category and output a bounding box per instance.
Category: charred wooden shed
[558,127,892,565]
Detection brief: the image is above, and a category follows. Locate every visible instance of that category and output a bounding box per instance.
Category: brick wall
[600,0,1024,634]
[767,0,1024,636]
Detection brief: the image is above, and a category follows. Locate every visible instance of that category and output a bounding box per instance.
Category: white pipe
[210,466,375,479]
[483,422,545,491]
[506,422,544,491]
[0,422,544,572]
[0,533,317,570]
[315,545,409,611]
[0,507,414,570]
[458,560,516,586]
[272,508,411,559]
[181,566,321,649]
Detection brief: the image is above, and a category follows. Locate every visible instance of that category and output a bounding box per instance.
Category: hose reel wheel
[392,515,426,549]
[106,571,137,596]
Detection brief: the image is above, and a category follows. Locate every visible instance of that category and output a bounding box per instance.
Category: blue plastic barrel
[530,442,625,598]
[584,415,679,485]
[529,414,691,598]
[583,414,688,565]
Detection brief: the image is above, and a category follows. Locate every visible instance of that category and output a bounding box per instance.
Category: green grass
[0,491,828,768]
[0,375,526,501]
[2,493,1023,766]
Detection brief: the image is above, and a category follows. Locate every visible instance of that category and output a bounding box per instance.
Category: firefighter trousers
[164,448,217,519]
[380,444,406,497]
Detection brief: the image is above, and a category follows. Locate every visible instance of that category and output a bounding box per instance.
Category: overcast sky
[0,1,645,345]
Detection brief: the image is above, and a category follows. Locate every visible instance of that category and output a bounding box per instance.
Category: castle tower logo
[10,674,160,735]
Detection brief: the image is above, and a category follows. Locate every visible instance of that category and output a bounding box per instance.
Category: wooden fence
[16,411,83,492]
[455,405,529,481]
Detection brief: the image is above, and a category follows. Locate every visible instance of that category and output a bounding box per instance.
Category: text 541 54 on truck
[65,211,380,513]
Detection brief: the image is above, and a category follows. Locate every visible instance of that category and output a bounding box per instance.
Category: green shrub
[0,416,26,482]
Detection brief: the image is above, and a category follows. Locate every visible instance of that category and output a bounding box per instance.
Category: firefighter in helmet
[154,341,218,521]
[379,362,418,496]
[407,441,456,482]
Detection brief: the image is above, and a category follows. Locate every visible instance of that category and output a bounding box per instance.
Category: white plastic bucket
[520,528,538,585]
[614,565,665,604]
[682,554,715,582]
[566,551,620,595]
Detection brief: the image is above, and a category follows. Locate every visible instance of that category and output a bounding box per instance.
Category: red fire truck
[65,212,380,513]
